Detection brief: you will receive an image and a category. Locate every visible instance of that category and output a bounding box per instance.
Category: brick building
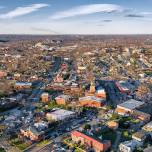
[71,130,111,152]
[79,96,104,108]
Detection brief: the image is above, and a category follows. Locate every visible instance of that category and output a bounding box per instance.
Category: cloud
[125,14,144,18]
[102,19,112,22]
[0,3,49,19]
[51,4,124,19]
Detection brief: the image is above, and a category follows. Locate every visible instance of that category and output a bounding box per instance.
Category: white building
[46,109,75,121]
[119,140,137,152]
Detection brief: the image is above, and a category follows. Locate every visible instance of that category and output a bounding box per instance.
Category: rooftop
[79,96,104,103]
[117,99,144,110]
[142,121,152,131]
[47,109,75,120]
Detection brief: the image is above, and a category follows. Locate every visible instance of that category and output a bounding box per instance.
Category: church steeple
[90,81,95,93]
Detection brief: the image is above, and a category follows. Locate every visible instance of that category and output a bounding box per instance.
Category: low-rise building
[41,92,49,103]
[79,96,104,108]
[119,140,137,152]
[46,109,75,121]
[132,110,150,123]
[15,82,32,89]
[132,131,146,142]
[95,86,106,98]
[20,121,48,141]
[142,121,152,137]
[55,95,71,105]
[71,130,111,152]
[107,121,118,130]
[115,99,144,116]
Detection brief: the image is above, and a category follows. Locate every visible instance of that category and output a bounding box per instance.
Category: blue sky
[0,0,152,34]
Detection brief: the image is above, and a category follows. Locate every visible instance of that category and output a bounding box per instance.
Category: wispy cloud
[0,3,49,19]
[125,14,144,18]
[51,4,124,19]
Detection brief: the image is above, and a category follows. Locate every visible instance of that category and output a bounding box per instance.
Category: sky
[0,0,152,34]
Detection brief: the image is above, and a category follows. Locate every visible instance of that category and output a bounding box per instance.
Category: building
[20,121,48,141]
[41,92,49,103]
[115,99,144,116]
[132,131,146,142]
[85,81,96,96]
[119,140,137,152]
[132,110,150,123]
[90,81,96,93]
[95,86,106,98]
[20,126,42,141]
[79,96,104,108]
[46,109,75,121]
[115,81,131,94]
[107,121,118,130]
[15,82,32,89]
[55,95,71,105]
[71,130,111,152]
[142,121,152,137]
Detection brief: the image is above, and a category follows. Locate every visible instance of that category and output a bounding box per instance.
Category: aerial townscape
[1,1,152,152]
[0,34,152,152]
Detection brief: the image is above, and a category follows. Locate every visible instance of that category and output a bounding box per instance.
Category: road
[113,131,121,151]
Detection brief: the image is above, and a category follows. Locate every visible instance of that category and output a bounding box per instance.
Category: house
[46,109,75,121]
[132,131,146,143]
[119,140,136,152]
[142,121,152,137]
[107,121,118,130]
[71,130,111,152]
[20,126,42,141]
[132,110,150,123]
[55,95,71,105]
[79,96,105,108]
[115,99,144,116]
[119,138,143,152]
[20,121,48,141]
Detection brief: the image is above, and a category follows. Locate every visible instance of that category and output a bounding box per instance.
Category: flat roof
[143,121,152,129]
[118,99,144,110]
[79,96,104,103]
[15,82,32,86]
[48,109,75,119]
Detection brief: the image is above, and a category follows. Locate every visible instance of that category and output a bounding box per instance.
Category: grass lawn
[10,138,29,150]
[16,143,29,151]
[37,140,49,147]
